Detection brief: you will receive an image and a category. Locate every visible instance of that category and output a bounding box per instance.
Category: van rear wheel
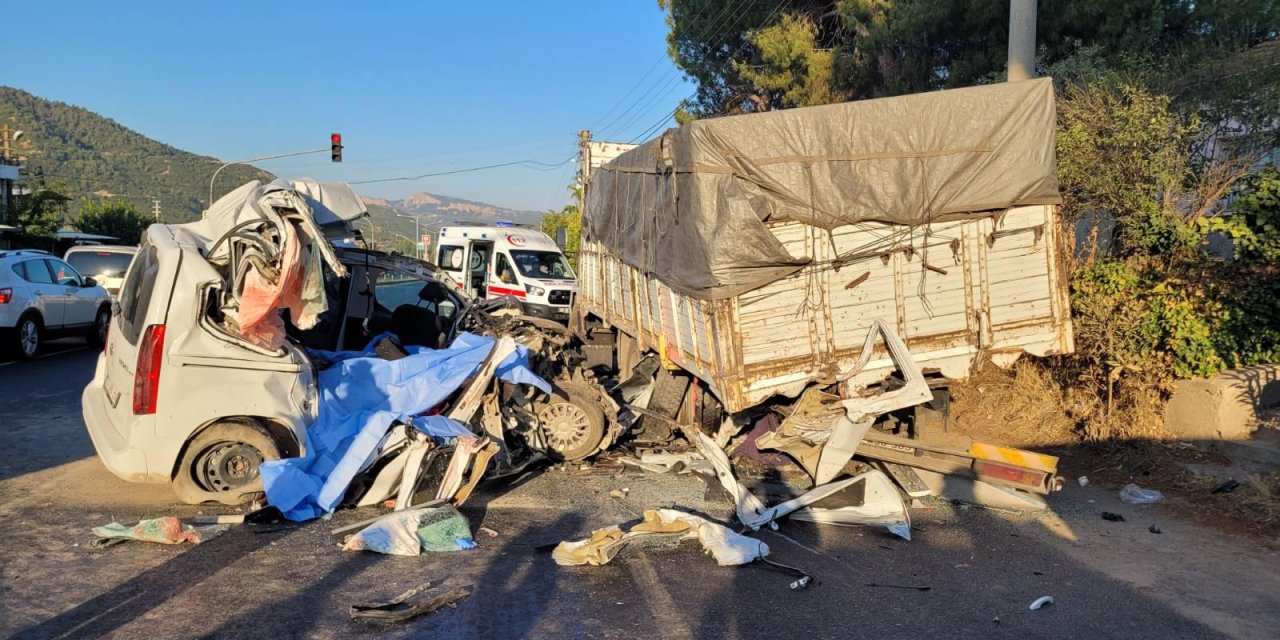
[173,422,281,505]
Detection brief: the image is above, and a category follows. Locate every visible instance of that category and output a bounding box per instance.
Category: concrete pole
[1007,0,1037,82]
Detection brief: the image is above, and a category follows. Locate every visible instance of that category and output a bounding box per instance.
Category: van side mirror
[82,277,98,288]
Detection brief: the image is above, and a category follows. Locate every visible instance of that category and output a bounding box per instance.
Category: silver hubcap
[20,321,37,356]
[197,442,263,493]
[539,402,591,452]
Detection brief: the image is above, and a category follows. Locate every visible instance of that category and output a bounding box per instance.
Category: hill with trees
[0,86,271,223]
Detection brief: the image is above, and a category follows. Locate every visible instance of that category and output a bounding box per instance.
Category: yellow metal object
[657,335,680,370]
[969,442,1058,474]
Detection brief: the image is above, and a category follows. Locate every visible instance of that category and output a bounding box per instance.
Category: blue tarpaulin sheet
[261,332,550,521]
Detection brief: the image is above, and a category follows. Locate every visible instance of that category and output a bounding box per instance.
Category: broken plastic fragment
[552,509,767,567]
[92,517,228,545]
[1119,483,1163,504]
[1029,596,1054,610]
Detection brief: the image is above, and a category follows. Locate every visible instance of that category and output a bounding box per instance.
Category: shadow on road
[9,526,288,640]
[0,346,100,482]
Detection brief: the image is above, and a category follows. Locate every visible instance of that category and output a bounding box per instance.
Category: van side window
[438,245,464,271]
[118,244,160,345]
[496,254,517,284]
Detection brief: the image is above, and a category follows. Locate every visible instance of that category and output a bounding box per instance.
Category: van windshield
[67,251,134,279]
[510,250,574,280]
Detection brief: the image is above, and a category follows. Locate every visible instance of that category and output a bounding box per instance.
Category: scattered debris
[690,426,912,538]
[552,509,768,567]
[637,451,713,475]
[877,461,932,498]
[1148,524,1162,534]
[184,514,246,525]
[1120,483,1164,504]
[350,583,472,624]
[1101,512,1126,522]
[788,471,914,541]
[92,516,228,546]
[1029,596,1055,610]
[342,504,475,556]
[260,334,549,522]
[790,576,812,590]
[477,527,499,538]
[1077,476,1089,487]
[609,488,629,499]
[1211,479,1241,494]
[617,457,671,474]
[911,468,1048,513]
[866,583,932,591]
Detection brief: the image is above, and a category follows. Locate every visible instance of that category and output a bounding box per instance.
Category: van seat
[391,304,443,349]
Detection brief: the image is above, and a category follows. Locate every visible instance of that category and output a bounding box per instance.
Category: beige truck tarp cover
[583,78,1061,300]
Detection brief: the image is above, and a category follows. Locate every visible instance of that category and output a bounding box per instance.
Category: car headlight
[525,284,545,296]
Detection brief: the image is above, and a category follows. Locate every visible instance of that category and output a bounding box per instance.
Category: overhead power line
[348,157,575,185]
[593,0,747,139]
[625,0,795,144]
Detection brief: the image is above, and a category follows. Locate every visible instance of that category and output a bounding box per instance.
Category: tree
[73,199,150,245]
[660,0,844,117]
[541,184,583,267]
[733,13,843,109]
[14,177,69,239]
[660,1,1279,122]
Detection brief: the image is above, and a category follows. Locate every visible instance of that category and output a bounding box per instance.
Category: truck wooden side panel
[577,205,1073,413]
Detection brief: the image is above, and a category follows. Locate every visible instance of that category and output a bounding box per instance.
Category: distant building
[0,163,17,249]
[0,162,15,219]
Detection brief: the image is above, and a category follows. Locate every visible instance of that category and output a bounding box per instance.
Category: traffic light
[331,133,343,162]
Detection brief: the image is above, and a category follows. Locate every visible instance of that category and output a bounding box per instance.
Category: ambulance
[435,222,577,322]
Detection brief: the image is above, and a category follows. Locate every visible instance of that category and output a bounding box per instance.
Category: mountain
[0,87,547,236]
[358,193,543,256]
[360,192,542,228]
[0,87,271,222]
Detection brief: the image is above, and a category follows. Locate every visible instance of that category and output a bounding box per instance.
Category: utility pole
[1007,0,1038,82]
[395,212,421,259]
[152,198,162,223]
[578,130,591,188]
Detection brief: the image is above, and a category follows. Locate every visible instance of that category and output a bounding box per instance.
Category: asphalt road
[1,346,1278,639]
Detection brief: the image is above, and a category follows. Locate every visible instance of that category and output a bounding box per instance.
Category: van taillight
[0,288,10,304]
[133,324,165,415]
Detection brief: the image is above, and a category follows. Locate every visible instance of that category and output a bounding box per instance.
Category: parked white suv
[0,249,113,359]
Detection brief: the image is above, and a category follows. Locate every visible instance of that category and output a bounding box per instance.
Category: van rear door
[100,237,173,439]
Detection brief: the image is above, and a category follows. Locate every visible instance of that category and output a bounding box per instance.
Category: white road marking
[0,345,90,367]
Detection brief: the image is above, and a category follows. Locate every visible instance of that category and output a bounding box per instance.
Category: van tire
[86,305,111,347]
[172,421,281,506]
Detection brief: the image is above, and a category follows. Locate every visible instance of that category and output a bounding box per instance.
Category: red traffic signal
[330,133,343,162]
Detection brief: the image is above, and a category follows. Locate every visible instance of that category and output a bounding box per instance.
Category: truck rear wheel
[173,421,281,505]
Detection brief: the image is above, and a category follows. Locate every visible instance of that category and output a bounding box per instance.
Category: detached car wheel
[173,422,281,505]
[538,383,606,461]
[14,315,41,360]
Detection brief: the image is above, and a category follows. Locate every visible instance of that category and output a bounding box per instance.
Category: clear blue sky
[5,1,692,212]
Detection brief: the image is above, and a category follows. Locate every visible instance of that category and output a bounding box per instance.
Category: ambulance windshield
[510,250,574,280]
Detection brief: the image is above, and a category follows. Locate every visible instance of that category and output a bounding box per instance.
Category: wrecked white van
[82,179,611,505]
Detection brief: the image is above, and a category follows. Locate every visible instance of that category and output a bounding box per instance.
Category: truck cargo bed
[577,204,1073,413]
